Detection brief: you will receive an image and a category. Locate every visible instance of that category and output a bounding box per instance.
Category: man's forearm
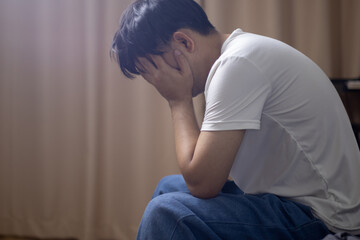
[169,98,244,199]
[169,98,200,183]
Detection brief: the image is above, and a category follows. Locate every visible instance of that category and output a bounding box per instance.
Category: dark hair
[110,0,215,78]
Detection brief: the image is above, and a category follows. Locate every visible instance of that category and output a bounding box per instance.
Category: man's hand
[139,50,193,104]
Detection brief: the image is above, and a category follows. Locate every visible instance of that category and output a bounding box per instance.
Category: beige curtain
[0,1,178,239]
[0,1,358,240]
[203,0,360,78]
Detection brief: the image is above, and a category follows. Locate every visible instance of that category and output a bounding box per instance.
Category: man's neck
[222,33,231,46]
[204,31,230,72]
[195,31,231,95]
[209,31,230,63]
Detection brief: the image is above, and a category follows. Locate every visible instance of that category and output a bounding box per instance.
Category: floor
[0,238,32,240]
[0,237,76,240]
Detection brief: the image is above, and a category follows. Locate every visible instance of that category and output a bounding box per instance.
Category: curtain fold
[203,0,360,78]
[0,0,358,240]
[0,1,178,239]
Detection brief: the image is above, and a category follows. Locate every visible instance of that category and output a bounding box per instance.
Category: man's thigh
[139,175,330,239]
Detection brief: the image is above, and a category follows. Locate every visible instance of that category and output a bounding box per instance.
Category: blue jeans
[137,175,330,240]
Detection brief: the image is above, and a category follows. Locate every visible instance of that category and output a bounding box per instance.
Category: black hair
[110,0,215,78]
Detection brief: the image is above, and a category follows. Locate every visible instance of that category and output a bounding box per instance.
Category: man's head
[111,0,218,95]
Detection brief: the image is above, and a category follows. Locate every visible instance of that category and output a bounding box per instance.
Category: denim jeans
[137,175,330,240]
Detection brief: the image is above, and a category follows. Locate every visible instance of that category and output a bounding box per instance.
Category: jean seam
[170,214,197,240]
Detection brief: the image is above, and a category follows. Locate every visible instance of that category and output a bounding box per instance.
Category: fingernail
[174,49,181,56]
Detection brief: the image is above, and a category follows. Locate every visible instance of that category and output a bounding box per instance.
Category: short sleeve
[201,57,271,131]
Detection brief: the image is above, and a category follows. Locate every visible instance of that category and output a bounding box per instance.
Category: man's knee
[138,192,191,239]
[153,174,188,197]
[146,193,180,218]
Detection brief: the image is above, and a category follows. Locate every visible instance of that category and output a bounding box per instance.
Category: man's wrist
[168,97,193,109]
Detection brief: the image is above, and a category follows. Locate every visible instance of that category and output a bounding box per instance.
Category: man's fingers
[151,55,167,69]
[139,53,188,89]
[174,49,191,75]
[138,57,153,74]
[138,57,156,84]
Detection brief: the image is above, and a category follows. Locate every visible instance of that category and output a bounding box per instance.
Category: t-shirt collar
[221,28,244,54]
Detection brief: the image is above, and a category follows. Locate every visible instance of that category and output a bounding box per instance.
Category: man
[111,0,360,239]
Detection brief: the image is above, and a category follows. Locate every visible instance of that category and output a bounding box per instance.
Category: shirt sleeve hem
[201,121,260,131]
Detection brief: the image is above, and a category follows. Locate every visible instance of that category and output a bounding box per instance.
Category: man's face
[158,45,205,97]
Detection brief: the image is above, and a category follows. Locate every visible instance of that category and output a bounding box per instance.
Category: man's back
[202,29,360,234]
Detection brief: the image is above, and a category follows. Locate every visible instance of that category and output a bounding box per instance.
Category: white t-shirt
[201,29,360,234]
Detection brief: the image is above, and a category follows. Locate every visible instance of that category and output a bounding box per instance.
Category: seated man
[111,0,360,239]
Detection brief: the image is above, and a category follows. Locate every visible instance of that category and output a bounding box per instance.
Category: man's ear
[172,31,195,53]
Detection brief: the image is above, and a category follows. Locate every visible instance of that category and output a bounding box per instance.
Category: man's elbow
[187,183,220,199]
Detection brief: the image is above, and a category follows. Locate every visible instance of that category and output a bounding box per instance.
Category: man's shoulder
[221,31,295,61]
